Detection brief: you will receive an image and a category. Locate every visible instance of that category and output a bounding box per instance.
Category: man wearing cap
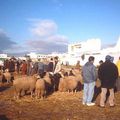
[98,55,118,107]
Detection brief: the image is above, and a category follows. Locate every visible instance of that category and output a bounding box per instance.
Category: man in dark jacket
[8,58,15,82]
[98,55,118,107]
[37,58,45,78]
[47,58,54,73]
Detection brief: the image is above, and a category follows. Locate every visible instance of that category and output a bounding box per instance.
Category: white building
[0,53,8,66]
[27,52,64,62]
[67,39,102,65]
[0,53,7,59]
[68,38,101,55]
[66,37,120,66]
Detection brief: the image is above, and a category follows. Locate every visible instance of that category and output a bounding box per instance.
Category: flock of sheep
[0,68,83,100]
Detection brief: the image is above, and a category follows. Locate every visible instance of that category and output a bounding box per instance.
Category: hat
[105,55,114,62]
[54,56,59,60]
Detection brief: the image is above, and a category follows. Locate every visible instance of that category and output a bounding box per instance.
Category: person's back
[9,59,15,72]
[38,62,44,71]
[98,55,118,107]
[48,58,54,72]
[98,59,118,89]
[38,59,45,78]
[82,61,97,83]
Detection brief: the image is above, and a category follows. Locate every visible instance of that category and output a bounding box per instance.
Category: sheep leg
[16,92,20,100]
[31,91,33,98]
[35,90,38,99]
[38,90,40,99]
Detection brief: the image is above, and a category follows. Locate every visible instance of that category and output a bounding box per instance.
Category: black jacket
[9,61,15,72]
[98,61,118,89]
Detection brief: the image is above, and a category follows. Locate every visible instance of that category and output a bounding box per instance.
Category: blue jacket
[38,62,44,70]
[82,62,97,83]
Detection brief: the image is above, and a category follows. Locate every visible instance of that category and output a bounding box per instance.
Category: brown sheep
[35,79,46,99]
[42,72,54,94]
[44,72,52,85]
[3,69,11,83]
[58,69,82,92]
[58,77,68,92]
[66,76,78,92]
[0,69,11,83]
[13,74,38,99]
[59,76,78,92]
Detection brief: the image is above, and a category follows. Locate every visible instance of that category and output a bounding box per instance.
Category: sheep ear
[36,75,40,79]
[34,74,40,79]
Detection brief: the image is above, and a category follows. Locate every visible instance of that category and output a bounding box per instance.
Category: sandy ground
[0,82,120,120]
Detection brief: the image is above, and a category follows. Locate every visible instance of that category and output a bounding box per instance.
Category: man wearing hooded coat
[98,55,118,107]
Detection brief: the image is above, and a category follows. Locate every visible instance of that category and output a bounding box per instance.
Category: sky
[0,0,120,56]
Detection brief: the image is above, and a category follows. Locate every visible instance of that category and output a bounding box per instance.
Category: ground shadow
[92,86,117,103]
[0,115,9,120]
[76,82,83,92]
[0,86,11,92]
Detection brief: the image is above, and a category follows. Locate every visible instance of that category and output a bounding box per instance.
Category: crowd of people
[0,56,61,82]
[0,54,120,108]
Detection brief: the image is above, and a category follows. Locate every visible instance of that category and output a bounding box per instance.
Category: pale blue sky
[0,0,120,55]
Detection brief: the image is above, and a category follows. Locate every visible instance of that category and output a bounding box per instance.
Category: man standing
[82,56,97,106]
[48,58,54,73]
[53,56,61,91]
[98,55,118,107]
[8,58,15,82]
[37,58,45,78]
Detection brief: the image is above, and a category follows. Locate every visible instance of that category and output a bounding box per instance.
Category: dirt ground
[0,83,120,120]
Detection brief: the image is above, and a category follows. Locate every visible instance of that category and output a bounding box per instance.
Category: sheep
[59,76,78,92]
[66,76,78,92]
[38,72,54,94]
[35,78,46,99]
[13,74,38,99]
[58,69,82,93]
[0,69,11,83]
[58,77,67,92]
[3,69,11,83]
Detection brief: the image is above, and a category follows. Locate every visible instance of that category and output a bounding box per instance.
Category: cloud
[27,35,68,53]
[1,20,69,56]
[0,29,16,53]
[30,19,58,37]
[102,43,116,49]
[3,44,27,54]
[27,19,69,54]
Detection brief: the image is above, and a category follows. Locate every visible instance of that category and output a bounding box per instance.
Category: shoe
[82,102,86,105]
[98,105,105,108]
[110,105,115,107]
[86,102,95,106]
